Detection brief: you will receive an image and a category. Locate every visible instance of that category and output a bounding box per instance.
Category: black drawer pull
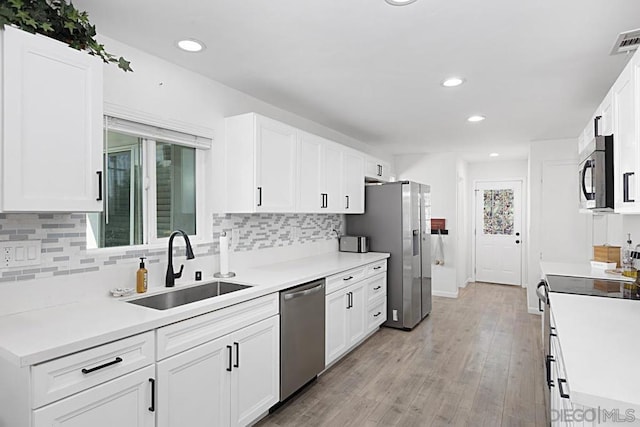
[81,357,123,374]
[373,312,381,317]
[226,345,233,372]
[233,342,240,368]
[373,286,382,290]
[343,276,353,281]
[558,378,570,398]
[373,266,382,270]
[550,326,557,337]
[546,355,555,388]
[148,378,155,412]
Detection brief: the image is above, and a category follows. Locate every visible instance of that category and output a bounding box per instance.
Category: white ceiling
[73,0,640,159]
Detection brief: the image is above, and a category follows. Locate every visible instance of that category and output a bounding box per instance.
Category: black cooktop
[546,274,640,300]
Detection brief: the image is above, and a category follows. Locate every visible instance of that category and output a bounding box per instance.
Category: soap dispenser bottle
[137,257,148,293]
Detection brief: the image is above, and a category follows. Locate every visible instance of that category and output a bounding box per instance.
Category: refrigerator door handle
[412,229,420,256]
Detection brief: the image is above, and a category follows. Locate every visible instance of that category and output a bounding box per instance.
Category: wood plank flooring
[257,282,546,427]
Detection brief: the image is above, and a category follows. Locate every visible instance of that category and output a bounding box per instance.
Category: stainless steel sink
[126,281,251,310]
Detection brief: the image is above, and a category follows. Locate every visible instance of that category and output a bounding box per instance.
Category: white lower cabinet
[157,315,279,427]
[325,262,387,367]
[33,365,155,427]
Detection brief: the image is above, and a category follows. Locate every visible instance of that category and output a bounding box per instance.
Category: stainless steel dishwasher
[279,278,325,402]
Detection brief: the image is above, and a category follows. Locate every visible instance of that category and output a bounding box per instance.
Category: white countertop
[550,293,640,412]
[0,251,389,367]
[540,261,634,282]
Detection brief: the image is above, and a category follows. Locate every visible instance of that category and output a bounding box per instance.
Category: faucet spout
[166,230,196,287]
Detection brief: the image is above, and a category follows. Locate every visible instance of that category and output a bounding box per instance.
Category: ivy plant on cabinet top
[0,0,132,72]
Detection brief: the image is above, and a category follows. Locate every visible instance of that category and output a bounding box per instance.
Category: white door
[33,366,155,427]
[156,336,230,427]
[475,180,523,285]
[325,289,349,366]
[230,316,280,427]
[255,115,297,212]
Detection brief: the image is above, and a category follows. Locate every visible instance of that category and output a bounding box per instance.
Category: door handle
[624,172,635,203]
[233,342,239,368]
[96,171,103,201]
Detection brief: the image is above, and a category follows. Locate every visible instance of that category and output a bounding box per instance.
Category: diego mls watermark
[551,407,637,423]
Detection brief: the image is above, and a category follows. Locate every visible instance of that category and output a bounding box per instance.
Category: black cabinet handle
[350,292,353,308]
[257,187,263,207]
[233,342,239,368]
[373,286,382,290]
[343,276,353,281]
[546,355,555,388]
[346,292,350,309]
[148,378,155,412]
[81,356,122,374]
[550,326,557,337]
[515,240,520,244]
[373,312,381,317]
[345,195,349,209]
[96,171,103,201]
[594,115,602,137]
[624,172,635,203]
[226,345,233,372]
[373,266,382,270]
[558,378,570,398]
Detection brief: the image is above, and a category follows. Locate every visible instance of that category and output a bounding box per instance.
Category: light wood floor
[257,282,546,427]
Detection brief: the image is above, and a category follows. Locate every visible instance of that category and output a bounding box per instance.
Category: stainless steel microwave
[579,134,614,211]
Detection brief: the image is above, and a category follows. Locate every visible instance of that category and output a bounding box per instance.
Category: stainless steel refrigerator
[346,181,431,330]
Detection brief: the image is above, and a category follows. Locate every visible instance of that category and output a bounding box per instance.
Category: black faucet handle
[174,264,184,279]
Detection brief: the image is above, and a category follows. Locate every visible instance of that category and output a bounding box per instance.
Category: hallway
[258,282,545,426]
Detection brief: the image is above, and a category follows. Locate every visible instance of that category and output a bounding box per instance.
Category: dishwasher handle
[283,282,325,300]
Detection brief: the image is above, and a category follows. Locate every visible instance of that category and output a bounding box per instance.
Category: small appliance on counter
[338,235,369,253]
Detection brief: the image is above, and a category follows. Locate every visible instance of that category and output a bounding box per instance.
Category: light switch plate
[0,240,41,269]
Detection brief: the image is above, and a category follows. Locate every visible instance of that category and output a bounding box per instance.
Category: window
[87,117,208,249]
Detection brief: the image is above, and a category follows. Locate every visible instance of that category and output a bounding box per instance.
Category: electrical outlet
[0,241,41,269]
[392,310,399,322]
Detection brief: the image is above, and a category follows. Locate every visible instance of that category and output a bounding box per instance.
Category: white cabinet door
[600,92,614,136]
[347,282,367,345]
[325,289,349,366]
[230,316,279,427]
[323,143,343,212]
[343,151,365,213]
[365,157,392,182]
[613,61,639,212]
[298,132,324,212]
[255,115,298,212]
[156,336,230,427]
[2,26,103,212]
[33,365,155,427]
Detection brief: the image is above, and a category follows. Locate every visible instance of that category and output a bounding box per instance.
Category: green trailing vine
[0,0,132,72]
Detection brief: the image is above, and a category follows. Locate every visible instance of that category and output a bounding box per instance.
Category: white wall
[528,138,589,312]
[467,159,528,287]
[394,153,461,297]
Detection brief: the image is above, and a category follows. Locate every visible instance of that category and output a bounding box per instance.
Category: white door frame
[471,178,527,287]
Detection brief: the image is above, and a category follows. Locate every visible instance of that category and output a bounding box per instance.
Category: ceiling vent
[611,28,640,55]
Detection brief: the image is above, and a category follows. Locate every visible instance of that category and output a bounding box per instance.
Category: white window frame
[86,114,211,253]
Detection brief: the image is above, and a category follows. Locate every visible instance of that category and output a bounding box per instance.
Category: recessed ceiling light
[385,0,418,5]
[177,39,205,52]
[467,115,486,123]
[441,77,465,87]
[489,153,500,157]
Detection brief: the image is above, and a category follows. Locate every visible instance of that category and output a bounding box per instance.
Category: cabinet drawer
[367,299,386,331]
[365,273,386,305]
[326,266,365,294]
[32,331,154,408]
[156,293,278,360]
[365,260,387,277]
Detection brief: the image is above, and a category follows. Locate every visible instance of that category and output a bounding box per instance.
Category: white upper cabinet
[613,55,640,212]
[225,113,367,214]
[342,150,365,213]
[1,26,103,212]
[365,157,392,182]
[225,113,298,213]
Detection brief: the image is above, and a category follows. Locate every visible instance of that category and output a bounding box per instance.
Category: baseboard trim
[433,290,459,298]
[528,307,542,315]
[460,277,473,288]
